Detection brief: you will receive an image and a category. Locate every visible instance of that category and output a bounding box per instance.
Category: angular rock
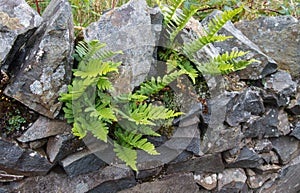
[60,149,107,178]
[167,153,224,174]
[258,155,300,193]
[263,70,297,107]
[246,169,278,189]
[5,165,136,193]
[224,147,263,168]
[287,92,300,115]
[202,11,278,80]
[242,108,290,138]
[4,0,74,118]
[0,138,52,176]
[235,16,300,79]
[0,0,42,68]
[260,151,280,165]
[135,160,163,180]
[271,136,300,164]
[194,173,217,190]
[17,116,71,143]
[290,123,300,140]
[253,139,273,153]
[47,133,85,163]
[253,164,281,175]
[84,0,156,94]
[226,88,265,127]
[119,173,199,193]
[29,138,48,149]
[217,168,248,192]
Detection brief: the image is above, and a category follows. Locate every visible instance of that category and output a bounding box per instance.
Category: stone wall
[0,0,299,192]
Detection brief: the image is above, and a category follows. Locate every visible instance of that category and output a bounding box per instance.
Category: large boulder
[4,0,74,118]
[0,0,42,69]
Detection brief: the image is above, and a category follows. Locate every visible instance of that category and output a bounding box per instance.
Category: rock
[84,0,156,94]
[217,168,248,192]
[5,165,136,193]
[0,171,24,182]
[242,108,290,138]
[226,88,265,127]
[253,164,281,175]
[224,147,263,168]
[202,11,278,80]
[47,133,85,163]
[258,155,300,193]
[0,0,42,69]
[119,173,199,193]
[194,173,217,190]
[4,0,74,119]
[287,92,300,115]
[253,139,273,153]
[135,160,163,180]
[29,138,48,149]
[263,70,297,107]
[60,149,107,178]
[260,151,280,165]
[0,138,52,176]
[246,169,278,189]
[235,16,300,79]
[17,116,71,143]
[290,123,300,140]
[167,153,224,174]
[270,136,300,164]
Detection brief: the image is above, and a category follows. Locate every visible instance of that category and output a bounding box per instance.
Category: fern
[114,142,137,171]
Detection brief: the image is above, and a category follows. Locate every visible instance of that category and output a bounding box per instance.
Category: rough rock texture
[202,11,278,80]
[287,92,300,115]
[224,147,263,168]
[4,0,74,119]
[17,116,71,143]
[0,0,42,69]
[119,173,199,193]
[217,168,248,192]
[84,0,156,94]
[4,165,135,193]
[0,138,52,176]
[194,173,218,190]
[235,16,300,79]
[291,123,300,140]
[246,169,278,189]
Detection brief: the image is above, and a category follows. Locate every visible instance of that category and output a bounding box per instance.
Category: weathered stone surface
[0,138,52,176]
[60,149,107,178]
[246,169,278,189]
[47,133,85,163]
[287,92,300,115]
[263,70,297,107]
[84,0,156,94]
[258,155,300,193]
[194,173,217,190]
[17,116,71,143]
[29,138,48,149]
[224,147,263,168]
[271,136,300,164]
[135,160,163,180]
[4,0,74,118]
[260,151,280,165]
[167,153,224,174]
[0,171,23,182]
[253,164,281,175]
[217,168,248,192]
[0,0,42,68]
[226,88,265,127]
[5,165,135,193]
[119,173,199,193]
[290,123,300,140]
[235,16,300,79]
[242,108,290,138]
[202,11,278,80]
[253,139,273,153]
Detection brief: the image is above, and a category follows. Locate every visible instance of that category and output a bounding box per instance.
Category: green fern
[114,142,138,171]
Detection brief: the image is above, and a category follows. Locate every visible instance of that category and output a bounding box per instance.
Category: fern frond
[114,142,137,171]
[87,118,109,142]
[178,59,198,84]
[97,77,113,91]
[136,70,184,96]
[157,0,185,26]
[119,121,160,136]
[75,60,121,78]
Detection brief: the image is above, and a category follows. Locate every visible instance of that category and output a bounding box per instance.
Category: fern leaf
[178,59,198,84]
[97,77,113,91]
[75,60,120,78]
[114,142,137,171]
[157,0,185,26]
[87,118,109,142]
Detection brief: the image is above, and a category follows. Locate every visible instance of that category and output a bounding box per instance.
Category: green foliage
[6,114,26,134]
[60,40,183,171]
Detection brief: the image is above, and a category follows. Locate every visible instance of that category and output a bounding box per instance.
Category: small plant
[6,111,26,134]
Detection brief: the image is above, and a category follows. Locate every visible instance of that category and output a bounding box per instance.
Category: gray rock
[202,11,278,80]
[290,123,300,140]
[263,70,297,107]
[242,108,290,138]
[0,138,52,176]
[271,136,300,164]
[217,168,248,192]
[17,116,71,143]
[287,92,300,115]
[135,160,163,179]
[119,173,199,193]
[226,88,265,127]
[224,147,263,168]
[260,151,280,165]
[246,169,278,189]
[47,133,85,163]
[235,16,300,80]
[84,0,156,94]
[0,0,42,69]
[167,153,224,174]
[5,165,135,193]
[194,173,218,190]
[4,0,74,118]
[253,139,273,153]
[258,155,300,193]
[29,138,48,149]
[60,149,107,178]
[253,164,281,175]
